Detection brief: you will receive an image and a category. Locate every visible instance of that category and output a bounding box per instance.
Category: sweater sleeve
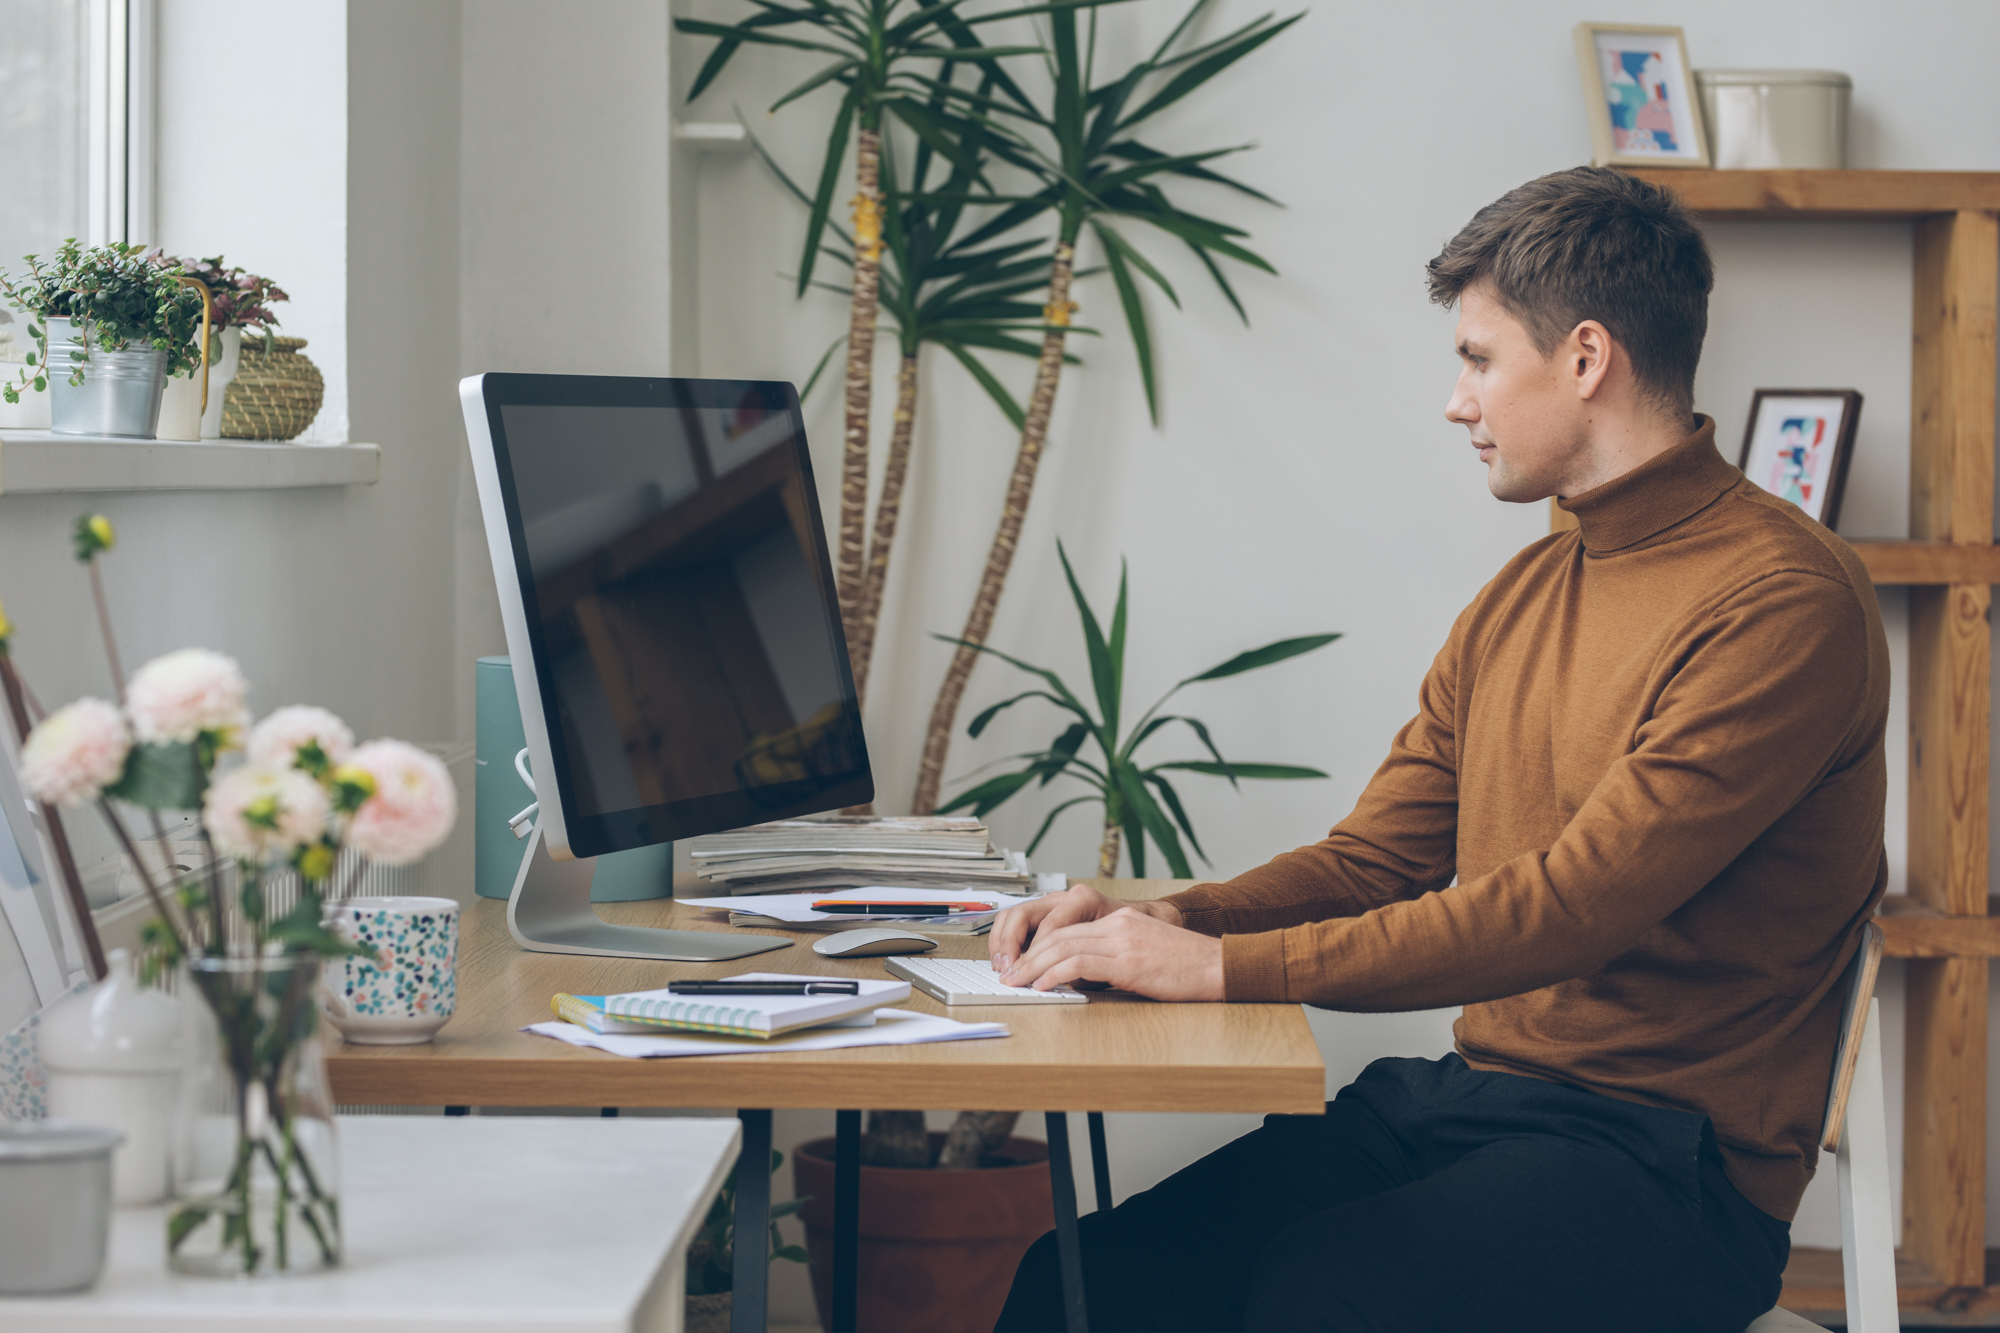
[1163,607,1464,948]
[1214,570,1872,1008]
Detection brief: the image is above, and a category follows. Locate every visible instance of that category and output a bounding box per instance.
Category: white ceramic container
[1696,69,1851,170]
[39,948,191,1205]
[0,1121,122,1294]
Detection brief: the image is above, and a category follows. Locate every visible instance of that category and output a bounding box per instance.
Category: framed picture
[1738,389,1864,529]
[1573,23,1710,168]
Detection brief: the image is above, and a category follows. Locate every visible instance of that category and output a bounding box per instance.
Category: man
[989,166,1888,1333]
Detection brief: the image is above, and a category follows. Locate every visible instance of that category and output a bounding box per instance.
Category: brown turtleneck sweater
[1166,418,1888,1220]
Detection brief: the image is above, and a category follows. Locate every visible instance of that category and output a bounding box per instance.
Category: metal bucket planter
[44,317,168,439]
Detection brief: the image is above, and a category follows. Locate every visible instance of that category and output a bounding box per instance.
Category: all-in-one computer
[461,373,873,961]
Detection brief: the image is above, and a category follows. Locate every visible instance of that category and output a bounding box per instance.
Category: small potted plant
[0,240,206,439]
[151,254,288,441]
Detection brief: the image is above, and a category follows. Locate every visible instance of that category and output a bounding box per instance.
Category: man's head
[1427,167,1713,502]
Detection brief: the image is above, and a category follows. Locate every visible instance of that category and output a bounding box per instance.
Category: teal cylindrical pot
[474,657,672,901]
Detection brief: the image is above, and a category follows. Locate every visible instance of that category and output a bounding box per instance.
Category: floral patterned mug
[320,897,460,1045]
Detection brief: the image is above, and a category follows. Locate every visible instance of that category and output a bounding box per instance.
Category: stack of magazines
[685,815,1036,896]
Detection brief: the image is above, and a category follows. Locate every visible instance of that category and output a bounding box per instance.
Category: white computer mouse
[812,928,939,958]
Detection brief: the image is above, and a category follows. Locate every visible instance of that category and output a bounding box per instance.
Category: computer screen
[468,374,872,860]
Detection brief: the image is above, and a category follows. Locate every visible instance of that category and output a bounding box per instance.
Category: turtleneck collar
[1555,415,1738,555]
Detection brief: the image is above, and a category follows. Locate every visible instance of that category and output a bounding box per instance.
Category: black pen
[667,981,861,996]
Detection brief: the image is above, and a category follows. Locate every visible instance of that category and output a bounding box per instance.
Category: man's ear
[1569,320,1614,401]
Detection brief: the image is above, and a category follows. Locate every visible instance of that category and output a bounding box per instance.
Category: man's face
[1444,283,1586,502]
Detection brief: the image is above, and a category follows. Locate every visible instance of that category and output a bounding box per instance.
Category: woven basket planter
[684,1291,730,1333]
[221,335,324,441]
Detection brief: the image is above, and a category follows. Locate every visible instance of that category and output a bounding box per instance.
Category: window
[0,0,153,273]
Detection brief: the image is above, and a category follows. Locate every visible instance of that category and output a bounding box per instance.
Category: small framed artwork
[1738,389,1864,529]
[1573,23,1710,168]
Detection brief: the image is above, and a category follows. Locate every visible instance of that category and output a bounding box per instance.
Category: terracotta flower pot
[794,1132,1054,1333]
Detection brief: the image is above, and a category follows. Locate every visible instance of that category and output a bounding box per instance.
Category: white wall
[675,0,2000,1259]
[6,1,1998,1309]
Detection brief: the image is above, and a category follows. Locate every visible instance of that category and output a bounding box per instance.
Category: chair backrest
[1819,921,1885,1154]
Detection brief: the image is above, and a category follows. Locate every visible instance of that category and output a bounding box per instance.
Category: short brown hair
[1426,166,1713,415]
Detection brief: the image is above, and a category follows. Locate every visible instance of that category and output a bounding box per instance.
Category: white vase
[203,327,242,439]
[157,326,241,442]
[0,378,51,429]
[39,949,190,1206]
[0,319,49,429]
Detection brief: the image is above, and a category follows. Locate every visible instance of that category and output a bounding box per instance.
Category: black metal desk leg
[733,1109,773,1333]
[1046,1111,1089,1333]
[1086,1111,1112,1213]
[833,1109,861,1333]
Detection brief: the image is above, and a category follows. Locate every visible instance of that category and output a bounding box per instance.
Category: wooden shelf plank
[1851,540,2000,584]
[0,431,380,495]
[1624,168,2000,220]
[1781,1245,2000,1320]
[1875,896,2000,957]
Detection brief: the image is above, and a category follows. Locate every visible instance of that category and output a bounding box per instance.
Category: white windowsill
[0,430,381,495]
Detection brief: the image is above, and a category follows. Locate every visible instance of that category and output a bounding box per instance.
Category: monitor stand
[507,823,789,961]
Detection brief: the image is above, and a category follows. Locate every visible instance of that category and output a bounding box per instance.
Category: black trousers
[996,1055,1791,1333]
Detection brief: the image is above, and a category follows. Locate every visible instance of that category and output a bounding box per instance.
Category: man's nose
[1445,380,1478,425]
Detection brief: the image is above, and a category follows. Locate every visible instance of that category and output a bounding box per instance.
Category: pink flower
[20,699,129,807]
[202,764,330,861]
[342,740,456,866]
[247,705,354,769]
[126,648,250,746]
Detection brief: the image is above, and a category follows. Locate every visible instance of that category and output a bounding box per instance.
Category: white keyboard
[886,956,1088,1006]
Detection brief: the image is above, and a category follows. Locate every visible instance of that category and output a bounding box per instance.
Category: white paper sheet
[524,1007,1008,1058]
[680,885,1032,923]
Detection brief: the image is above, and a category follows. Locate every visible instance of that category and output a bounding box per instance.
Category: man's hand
[989,884,1180,973]
[989,886,1222,1002]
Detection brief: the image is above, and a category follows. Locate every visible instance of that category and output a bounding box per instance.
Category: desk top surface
[0,1115,739,1331]
[325,882,1326,1114]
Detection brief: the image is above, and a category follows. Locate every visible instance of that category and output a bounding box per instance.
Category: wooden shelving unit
[1614,168,2000,1322]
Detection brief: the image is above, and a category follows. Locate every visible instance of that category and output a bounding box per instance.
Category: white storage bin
[1696,69,1851,169]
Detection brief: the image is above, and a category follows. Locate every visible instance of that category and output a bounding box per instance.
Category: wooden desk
[326,887,1323,1115]
[325,882,1325,1333]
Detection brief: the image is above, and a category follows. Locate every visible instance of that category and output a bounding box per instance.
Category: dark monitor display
[471,374,871,858]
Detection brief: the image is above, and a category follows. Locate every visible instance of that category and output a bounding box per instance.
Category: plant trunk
[1098,821,1121,878]
[835,126,885,650]
[937,1110,1021,1169]
[910,241,1078,815]
[860,1109,931,1168]
[850,350,919,706]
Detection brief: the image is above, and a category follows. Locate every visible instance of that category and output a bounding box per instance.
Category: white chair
[1745,921,1894,1333]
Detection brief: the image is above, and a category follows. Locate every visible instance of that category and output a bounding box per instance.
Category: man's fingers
[1005,917,1124,985]
[987,902,1039,968]
[991,889,1104,971]
[1032,952,1118,992]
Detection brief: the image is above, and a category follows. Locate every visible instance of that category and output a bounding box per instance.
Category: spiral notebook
[550,973,910,1039]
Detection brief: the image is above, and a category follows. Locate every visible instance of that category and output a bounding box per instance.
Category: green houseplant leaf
[940,543,1334,876]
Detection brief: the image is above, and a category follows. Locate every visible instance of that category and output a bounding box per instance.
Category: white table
[0,1115,741,1332]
